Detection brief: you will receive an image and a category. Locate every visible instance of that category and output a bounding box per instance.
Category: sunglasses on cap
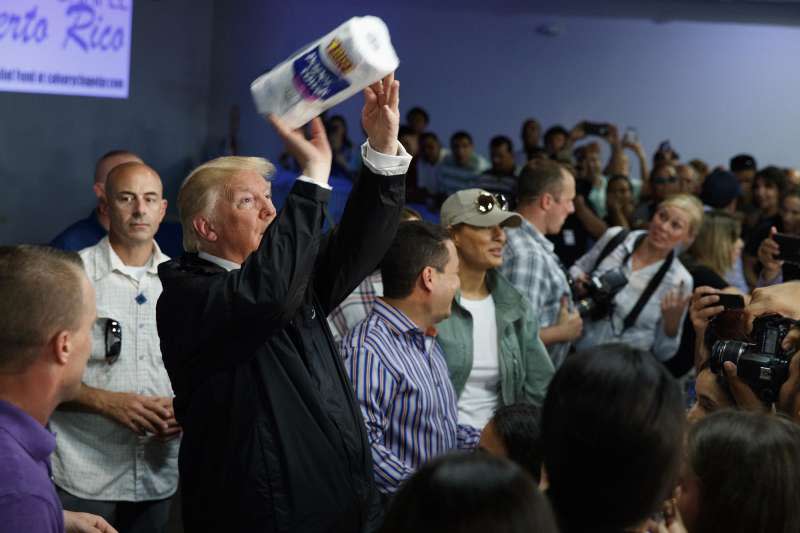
[475,192,509,214]
[98,318,122,364]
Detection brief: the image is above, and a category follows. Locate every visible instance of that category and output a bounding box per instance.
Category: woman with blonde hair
[570,193,703,362]
[667,210,743,377]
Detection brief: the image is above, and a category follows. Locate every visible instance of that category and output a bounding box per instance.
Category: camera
[709,315,796,403]
[583,121,610,137]
[575,268,629,320]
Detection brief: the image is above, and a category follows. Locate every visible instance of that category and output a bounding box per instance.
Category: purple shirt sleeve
[0,493,63,533]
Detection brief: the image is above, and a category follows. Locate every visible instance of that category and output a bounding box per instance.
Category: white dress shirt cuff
[361,141,412,176]
[297,176,333,190]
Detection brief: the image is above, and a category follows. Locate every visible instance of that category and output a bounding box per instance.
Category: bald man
[50,163,180,533]
[51,150,143,250]
[50,150,185,257]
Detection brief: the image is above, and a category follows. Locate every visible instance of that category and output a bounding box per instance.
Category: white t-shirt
[457,294,500,429]
[118,264,149,282]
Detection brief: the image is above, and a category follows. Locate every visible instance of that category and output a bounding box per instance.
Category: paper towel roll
[251,16,399,128]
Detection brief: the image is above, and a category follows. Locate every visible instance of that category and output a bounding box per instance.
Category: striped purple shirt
[341,299,480,495]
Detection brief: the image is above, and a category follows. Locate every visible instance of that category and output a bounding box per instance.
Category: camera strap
[621,234,674,331]
[590,229,630,274]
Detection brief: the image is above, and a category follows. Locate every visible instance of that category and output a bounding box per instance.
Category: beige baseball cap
[440,189,522,228]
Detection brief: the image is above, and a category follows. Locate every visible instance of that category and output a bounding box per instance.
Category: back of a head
[517,159,566,205]
[0,246,85,373]
[379,453,558,533]
[688,410,800,533]
[542,344,685,532]
[94,149,142,184]
[380,221,450,300]
[686,210,740,276]
[491,403,543,482]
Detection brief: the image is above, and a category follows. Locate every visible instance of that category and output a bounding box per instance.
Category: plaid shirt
[50,237,178,501]
[327,271,383,344]
[501,218,573,368]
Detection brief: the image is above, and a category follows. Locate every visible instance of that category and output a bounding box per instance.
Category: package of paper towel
[250,16,399,129]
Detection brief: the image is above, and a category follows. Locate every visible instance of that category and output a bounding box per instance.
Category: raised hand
[661,282,690,337]
[362,72,400,155]
[268,115,332,184]
[757,227,783,282]
[604,123,620,147]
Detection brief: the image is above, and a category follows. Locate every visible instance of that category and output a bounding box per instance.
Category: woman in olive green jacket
[437,189,555,430]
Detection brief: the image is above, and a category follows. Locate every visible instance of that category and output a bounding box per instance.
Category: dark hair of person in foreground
[378,452,558,533]
[683,410,800,533]
[483,403,544,483]
[542,344,685,533]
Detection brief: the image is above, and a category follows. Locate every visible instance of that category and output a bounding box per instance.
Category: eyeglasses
[474,192,509,214]
[99,318,122,364]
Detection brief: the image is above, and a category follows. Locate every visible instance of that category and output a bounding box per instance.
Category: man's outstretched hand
[269,115,332,185]
[362,72,400,155]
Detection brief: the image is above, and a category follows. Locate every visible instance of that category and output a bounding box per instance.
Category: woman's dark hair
[544,125,569,144]
[490,403,543,482]
[406,106,430,125]
[755,165,787,196]
[379,452,558,533]
[542,344,685,533]
[688,410,800,533]
[697,358,736,408]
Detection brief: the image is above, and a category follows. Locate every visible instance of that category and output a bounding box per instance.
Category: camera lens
[709,340,747,374]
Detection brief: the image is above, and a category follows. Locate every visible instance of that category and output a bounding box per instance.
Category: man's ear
[49,330,71,366]
[92,182,105,200]
[540,193,553,211]
[420,266,436,292]
[155,199,168,225]
[193,216,218,243]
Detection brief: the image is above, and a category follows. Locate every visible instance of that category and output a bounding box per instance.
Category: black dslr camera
[575,268,629,320]
[709,315,796,403]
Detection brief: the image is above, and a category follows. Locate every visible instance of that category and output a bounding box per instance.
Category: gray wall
[0,0,215,245]
[207,2,800,178]
[4,0,800,244]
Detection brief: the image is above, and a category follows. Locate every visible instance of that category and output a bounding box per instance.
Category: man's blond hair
[178,156,275,252]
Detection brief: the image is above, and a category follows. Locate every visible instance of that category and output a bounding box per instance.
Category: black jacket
[157,168,405,532]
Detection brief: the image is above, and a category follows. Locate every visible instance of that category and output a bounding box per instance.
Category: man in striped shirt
[342,222,480,496]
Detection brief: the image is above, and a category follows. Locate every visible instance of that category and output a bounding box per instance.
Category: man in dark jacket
[156,74,409,532]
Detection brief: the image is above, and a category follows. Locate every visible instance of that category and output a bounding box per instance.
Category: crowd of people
[3,71,800,533]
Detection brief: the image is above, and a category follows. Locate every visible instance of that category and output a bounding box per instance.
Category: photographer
[690,281,800,419]
[569,194,703,362]
[750,187,800,287]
